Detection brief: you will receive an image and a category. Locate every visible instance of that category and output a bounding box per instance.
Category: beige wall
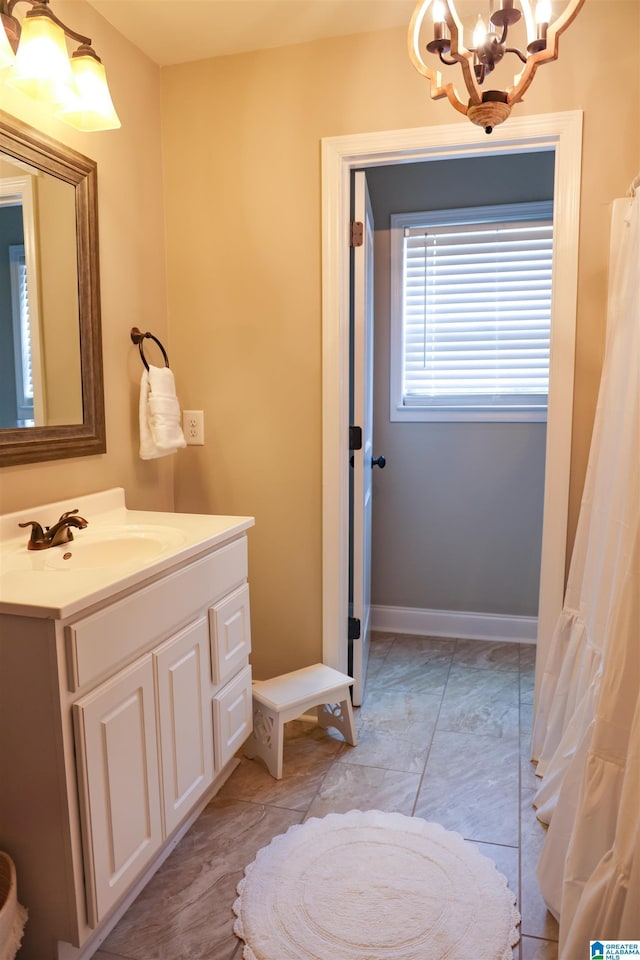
[162,1,639,680]
[0,1,173,515]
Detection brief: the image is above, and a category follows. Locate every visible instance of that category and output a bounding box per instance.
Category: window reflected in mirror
[9,241,33,425]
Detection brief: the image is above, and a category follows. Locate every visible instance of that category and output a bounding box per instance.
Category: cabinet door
[209,583,251,687]
[73,656,162,926]
[154,617,214,837]
[212,664,253,771]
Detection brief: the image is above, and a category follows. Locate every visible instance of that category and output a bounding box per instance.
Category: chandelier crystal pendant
[0,0,120,132]
[408,0,585,133]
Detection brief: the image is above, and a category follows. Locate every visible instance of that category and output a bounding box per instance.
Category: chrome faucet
[19,509,89,550]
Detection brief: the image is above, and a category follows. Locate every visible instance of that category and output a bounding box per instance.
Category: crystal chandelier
[408,0,585,133]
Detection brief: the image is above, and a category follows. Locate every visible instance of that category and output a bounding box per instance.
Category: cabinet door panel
[209,583,251,687]
[155,618,214,836]
[73,656,162,926]
[213,664,253,771]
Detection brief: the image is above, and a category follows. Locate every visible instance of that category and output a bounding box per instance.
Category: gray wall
[366,151,554,617]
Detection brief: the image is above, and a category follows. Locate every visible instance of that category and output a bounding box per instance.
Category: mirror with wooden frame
[0,110,104,466]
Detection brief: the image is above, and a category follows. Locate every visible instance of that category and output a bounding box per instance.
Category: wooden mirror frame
[0,111,105,466]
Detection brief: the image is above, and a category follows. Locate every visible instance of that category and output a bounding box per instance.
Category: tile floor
[95,634,559,960]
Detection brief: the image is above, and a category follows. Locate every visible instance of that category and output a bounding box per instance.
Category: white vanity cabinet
[73,615,217,927]
[0,498,254,960]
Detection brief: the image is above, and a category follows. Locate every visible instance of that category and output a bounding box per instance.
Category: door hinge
[349,425,362,450]
[348,617,361,641]
[350,220,363,247]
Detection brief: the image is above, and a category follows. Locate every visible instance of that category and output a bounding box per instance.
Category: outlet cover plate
[183,410,204,445]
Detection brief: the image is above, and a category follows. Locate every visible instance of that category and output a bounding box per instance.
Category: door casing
[321,111,583,713]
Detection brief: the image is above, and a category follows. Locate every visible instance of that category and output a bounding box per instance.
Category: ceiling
[85,0,418,67]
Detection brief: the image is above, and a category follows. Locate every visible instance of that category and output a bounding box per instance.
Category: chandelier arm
[6,0,92,46]
[443,4,481,106]
[508,0,585,104]
[456,53,482,106]
[507,55,542,104]
[408,0,461,109]
[407,0,435,80]
[442,84,470,116]
[504,47,528,66]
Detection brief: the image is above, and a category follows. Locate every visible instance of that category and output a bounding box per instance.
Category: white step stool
[244,663,357,779]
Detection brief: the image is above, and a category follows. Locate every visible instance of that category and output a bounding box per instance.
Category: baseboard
[370,605,537,644]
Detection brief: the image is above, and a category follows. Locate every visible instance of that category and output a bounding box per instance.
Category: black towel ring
[130,327,170,371]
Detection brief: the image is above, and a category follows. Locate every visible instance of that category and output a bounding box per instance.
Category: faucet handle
[18,520,47,550]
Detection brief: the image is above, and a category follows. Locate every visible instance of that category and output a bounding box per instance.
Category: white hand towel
[139,364,186,460]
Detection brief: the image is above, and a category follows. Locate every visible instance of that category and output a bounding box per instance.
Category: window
[9,244,35,426]
[390,201,553,422]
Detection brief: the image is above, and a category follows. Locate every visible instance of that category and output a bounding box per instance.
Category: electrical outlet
[183,410,205,445]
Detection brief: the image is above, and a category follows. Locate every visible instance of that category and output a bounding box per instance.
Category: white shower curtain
[530,190,640,958]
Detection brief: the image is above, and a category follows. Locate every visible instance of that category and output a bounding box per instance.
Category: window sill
[390,405,548,424]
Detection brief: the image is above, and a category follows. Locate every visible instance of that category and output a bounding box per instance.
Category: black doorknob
[371,455,386,469]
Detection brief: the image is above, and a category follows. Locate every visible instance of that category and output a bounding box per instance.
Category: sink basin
[42,525,187,571]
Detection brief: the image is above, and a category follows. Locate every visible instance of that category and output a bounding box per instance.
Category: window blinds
[9,245,34,421]
[17,259,33,401]
[401,206,553,414]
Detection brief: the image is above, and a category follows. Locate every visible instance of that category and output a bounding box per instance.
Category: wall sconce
[0,0,120,131]
[409,0,584,133]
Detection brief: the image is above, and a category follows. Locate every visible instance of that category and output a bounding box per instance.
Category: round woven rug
[233,809,520,960]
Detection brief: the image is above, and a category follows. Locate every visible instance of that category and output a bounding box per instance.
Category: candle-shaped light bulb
[473,15,487,48]
[531,0,551,47]
[535,0,552,24]
[427,0,450,50]
[432,0,446,23]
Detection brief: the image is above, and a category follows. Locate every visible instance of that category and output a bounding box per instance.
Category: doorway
[321,112,583,711]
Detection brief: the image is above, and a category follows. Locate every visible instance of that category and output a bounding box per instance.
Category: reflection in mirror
[0,158,82,429]
[0,111,104,465]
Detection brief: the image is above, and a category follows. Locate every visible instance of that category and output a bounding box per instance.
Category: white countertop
[0,488,254,620]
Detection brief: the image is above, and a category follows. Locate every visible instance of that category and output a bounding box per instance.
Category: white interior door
[351,170,375,706]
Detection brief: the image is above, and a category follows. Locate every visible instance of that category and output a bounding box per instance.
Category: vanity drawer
[67,537,248,691]
[209,583,251,687]
[212,664,253,771]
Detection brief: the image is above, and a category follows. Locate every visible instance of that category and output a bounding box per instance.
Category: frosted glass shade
[0,22,16,70]
[57,52,121,131]
[7,13,73,104]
